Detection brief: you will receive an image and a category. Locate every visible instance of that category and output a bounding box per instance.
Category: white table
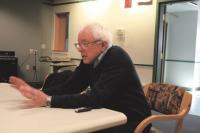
[0,83,127,133]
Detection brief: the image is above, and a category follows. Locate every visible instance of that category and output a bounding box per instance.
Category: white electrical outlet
[25,64,30,70]
[29,49,34,54]
[29,49,38,55]
[41,43,46,49]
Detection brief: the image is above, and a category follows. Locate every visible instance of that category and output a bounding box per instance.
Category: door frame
[153,0,199,82]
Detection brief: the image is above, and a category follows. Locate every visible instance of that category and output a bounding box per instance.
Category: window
[54,12,69,52]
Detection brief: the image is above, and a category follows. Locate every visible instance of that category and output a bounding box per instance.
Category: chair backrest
[42,70,74,89]
[57,65,77,73]
[143,83,192,115]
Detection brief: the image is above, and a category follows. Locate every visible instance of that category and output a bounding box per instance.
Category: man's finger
[19,86,36,100]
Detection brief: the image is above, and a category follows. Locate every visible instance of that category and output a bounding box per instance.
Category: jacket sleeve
[50,61,131,108]
[42,61,91,95]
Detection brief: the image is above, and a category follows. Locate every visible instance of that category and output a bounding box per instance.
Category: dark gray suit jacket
[43,46,151,132]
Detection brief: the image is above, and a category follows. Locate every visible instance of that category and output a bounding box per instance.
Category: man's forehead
[79,28,92,35]
[78,30,94,41]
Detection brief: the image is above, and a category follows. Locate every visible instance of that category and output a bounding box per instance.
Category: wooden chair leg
[174,119,183,133]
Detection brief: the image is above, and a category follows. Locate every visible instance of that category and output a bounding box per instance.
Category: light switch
[116,29,125,43]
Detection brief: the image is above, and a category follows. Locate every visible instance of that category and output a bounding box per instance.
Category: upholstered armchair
[134,83,192,133]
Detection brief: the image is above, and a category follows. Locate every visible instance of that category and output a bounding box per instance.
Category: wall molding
[134,64,154,67]
[43,0,96,6]
[165,59,200,63]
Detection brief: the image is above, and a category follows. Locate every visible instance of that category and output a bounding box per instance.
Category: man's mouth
[82,55,86,59]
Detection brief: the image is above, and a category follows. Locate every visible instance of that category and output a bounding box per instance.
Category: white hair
[80,23,113,47]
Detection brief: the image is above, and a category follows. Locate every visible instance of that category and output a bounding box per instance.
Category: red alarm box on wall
[125,0,132,8]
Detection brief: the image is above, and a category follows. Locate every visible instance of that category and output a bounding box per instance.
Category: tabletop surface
[0,83,127,133]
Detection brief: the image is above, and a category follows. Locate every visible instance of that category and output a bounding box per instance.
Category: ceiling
[192,0,200,6]
[43,0,93,5]
[167,1,200,13]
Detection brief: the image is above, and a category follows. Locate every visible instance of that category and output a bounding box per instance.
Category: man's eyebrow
[80,38,88,41]
[79,40,89,43]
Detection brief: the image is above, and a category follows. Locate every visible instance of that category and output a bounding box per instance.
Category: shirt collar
[93,44,112,68]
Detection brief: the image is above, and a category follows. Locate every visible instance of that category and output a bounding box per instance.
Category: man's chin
[83,60,92,64]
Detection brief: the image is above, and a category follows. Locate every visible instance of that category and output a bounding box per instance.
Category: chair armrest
[134,109,188,133]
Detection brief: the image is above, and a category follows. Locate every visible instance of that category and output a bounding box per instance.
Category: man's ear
[101,41,107,51]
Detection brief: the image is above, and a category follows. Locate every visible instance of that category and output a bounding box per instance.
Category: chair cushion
[145,83,185,114]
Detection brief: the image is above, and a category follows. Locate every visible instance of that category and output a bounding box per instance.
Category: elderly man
[10,23,151,133]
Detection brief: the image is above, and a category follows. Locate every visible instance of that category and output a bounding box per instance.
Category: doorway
[154,0,200,116]
[54,12,69,52]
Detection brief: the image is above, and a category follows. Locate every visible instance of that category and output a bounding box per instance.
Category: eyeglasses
[74,40,101,50]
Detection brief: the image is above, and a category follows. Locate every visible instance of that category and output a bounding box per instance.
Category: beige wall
[40,4,54,80]
[0,0,44,82]
[0,0,156,83]
[50,0,156,84]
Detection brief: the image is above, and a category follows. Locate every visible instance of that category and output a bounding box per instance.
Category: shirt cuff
[46,96,52,107]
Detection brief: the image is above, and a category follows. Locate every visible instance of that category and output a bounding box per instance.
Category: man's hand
[9,76,49,107]
[19,85,48,107]
[9,76,29,89]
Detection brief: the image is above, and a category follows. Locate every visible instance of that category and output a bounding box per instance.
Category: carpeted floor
[152,114,200,133]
